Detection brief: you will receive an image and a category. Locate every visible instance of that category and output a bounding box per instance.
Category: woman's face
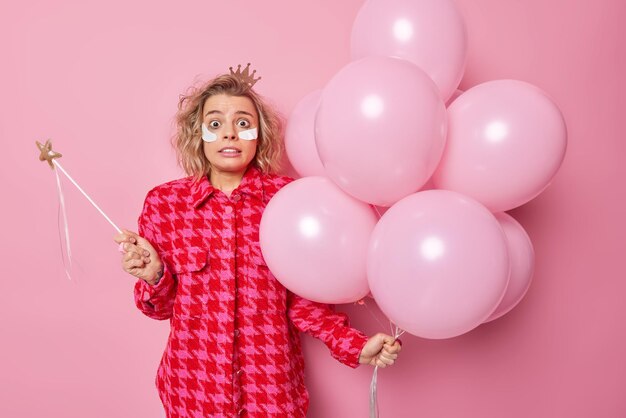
[201,94,259,177]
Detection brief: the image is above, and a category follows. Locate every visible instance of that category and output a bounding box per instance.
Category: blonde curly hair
[173,73,284,180]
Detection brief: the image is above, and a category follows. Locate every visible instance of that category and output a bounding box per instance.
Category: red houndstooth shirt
[134,166,369,417]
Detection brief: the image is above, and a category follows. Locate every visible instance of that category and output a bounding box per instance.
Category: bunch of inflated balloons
[260,0,566,339]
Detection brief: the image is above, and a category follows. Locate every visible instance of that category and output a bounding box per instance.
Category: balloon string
[361,297,405,418]
[55,167,73,280]
[390,321,405,341]
[360,298,391,332]
[369,365,379,418]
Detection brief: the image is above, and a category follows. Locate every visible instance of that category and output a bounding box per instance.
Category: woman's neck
[209,168,246,197]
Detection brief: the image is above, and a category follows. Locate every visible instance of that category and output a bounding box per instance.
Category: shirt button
[224,205,233,214]
[238,408,245,415]
[234,329,240,337]
[236,369,243,376]
[232,194,241,202]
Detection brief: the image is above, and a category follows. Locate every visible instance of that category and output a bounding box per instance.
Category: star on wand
[37,139,62,168]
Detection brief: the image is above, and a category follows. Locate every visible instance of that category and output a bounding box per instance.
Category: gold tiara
[229,63,261,89]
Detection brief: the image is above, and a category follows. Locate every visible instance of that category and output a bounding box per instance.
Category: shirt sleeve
[132,193,177,321]
[287,291,369,369]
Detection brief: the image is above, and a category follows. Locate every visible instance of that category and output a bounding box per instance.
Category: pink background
[1,0,624,417]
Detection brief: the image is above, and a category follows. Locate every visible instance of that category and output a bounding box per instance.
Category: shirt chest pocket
[246,243,287,314]
[163,247,209,318]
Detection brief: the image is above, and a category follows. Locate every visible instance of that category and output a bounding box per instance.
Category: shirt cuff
[334,326,370,369]
[138,264,172,302]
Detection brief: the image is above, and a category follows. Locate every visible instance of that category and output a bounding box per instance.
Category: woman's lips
[219,147,242,157]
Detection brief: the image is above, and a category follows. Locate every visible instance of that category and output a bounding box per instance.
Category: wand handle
[52,159,122,233]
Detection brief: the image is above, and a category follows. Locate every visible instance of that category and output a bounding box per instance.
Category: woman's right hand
[113,229,163,285]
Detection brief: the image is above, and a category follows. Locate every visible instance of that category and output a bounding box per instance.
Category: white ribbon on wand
[37,140,123,279]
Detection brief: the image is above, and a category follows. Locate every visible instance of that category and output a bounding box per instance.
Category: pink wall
[1,0,624,417]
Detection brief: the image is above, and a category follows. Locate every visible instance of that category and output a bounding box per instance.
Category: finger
[379,351,398,361]
[385,347,400,356]
[376,358,387,368]
[122,242,150,258]
[379,333,395,345]
[123,251,143,262]
[133,238,157,256]
[115,231,137,244]
[379,355,395,366]
[114,235,136,246]
[124,252,152,267]
[124,258,145,270]
[383,343,401,355]
[113,233,137,244]
[122,230,143,246]
[380,350,398,360]
[384,339,402,349]
[128,266,146,278]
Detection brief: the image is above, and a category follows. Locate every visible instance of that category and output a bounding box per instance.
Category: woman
[114,66,401,417]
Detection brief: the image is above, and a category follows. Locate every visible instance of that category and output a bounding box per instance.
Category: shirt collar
[191,166,264,208]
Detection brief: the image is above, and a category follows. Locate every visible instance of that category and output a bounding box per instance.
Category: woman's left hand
[358,333,402,368]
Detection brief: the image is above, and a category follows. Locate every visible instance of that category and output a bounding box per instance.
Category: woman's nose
[222,124,237,140]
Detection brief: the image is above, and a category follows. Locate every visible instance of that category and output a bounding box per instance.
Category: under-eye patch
[238,128,258,141]
[202,123,217,142]
[201,123,218,142]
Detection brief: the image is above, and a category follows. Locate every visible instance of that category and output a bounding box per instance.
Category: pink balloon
[431,80,568,212]
[259,177,377,304]
[351,0,467,101]
[484,212,535,323]
[368,190,509,339]
[284,90,326,177]
[315,56,447,207]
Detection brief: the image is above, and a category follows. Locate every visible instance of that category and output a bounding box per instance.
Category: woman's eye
[209,121,220,128]
[237,119,250,128]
